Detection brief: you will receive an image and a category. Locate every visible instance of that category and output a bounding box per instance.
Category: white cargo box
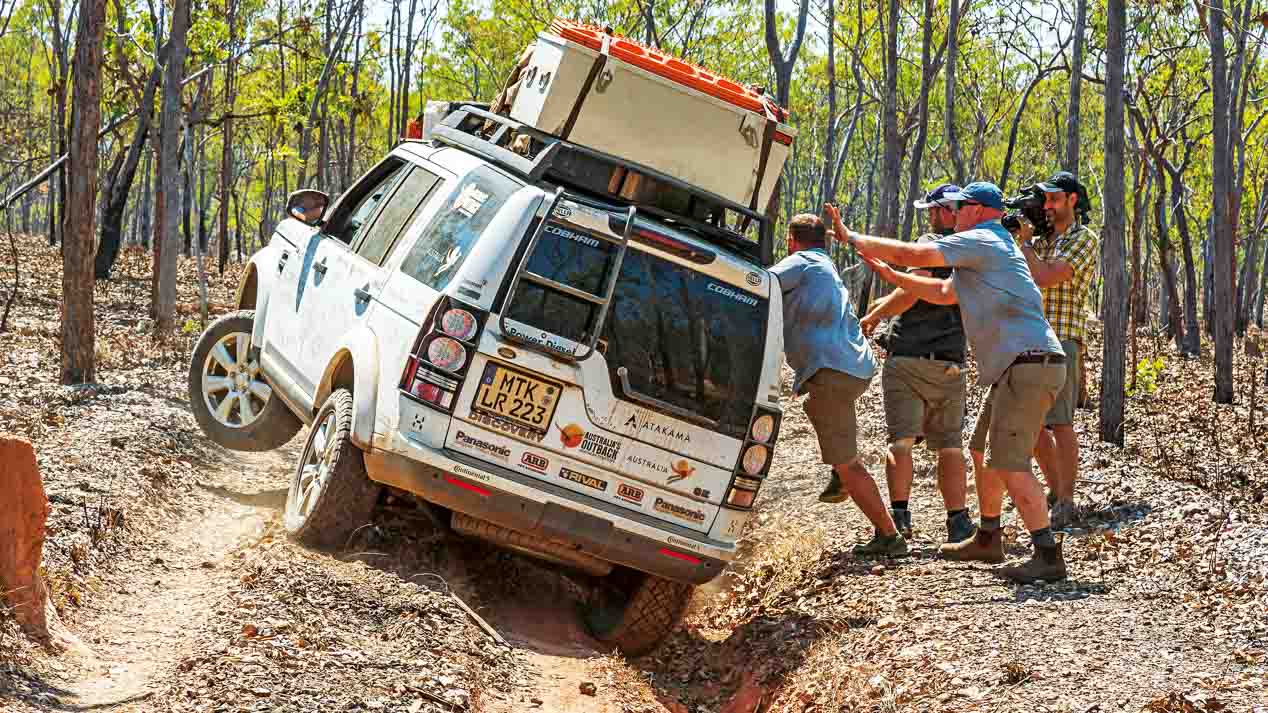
[509,31,795,212]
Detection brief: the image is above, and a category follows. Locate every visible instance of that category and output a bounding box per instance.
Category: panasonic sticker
[707,282,759,306]
[454,430,511,462]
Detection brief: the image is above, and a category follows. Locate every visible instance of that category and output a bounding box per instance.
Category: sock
[1030,527,1057,548]
[946,508,968,521]
[981,515,1001,531]
[891,500,909,511]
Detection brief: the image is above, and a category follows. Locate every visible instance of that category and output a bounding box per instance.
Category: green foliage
[1128,356,1166,397]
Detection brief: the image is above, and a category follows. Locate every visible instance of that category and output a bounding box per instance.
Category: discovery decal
[470,411,546,443]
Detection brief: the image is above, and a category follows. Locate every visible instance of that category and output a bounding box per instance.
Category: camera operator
[1013,171,1099,529]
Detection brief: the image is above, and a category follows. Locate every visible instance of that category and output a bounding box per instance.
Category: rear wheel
[284,389,380,548]
[188,310,301,451]
[585,569,695,657]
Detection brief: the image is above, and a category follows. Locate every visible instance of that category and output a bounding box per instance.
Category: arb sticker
[617,483,645,504]
[520,452,549,473]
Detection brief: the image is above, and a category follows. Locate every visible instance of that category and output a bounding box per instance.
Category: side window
[399,166,522,291]
[352,167,441,266]
[323,158,409,245]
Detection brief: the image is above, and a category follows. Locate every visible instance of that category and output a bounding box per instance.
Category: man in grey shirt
[771,214,903,557]
[827,183,1069,582]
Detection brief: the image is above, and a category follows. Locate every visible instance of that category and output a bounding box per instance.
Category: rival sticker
[558,467,608,492]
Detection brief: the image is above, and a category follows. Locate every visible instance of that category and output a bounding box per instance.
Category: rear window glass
[399,166,521,291]
[504,224,767,438]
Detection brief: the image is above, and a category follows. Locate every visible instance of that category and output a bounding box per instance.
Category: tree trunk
[1099,0,1127,444]
[152,0,191,333]
[1063,0,1087,174]
[96,62,163,280]
[296,0,359,188]
[61,0,107,384]
[899,0,936,244]
[1155,167,1185,351]
[945,0,966,184]
[877,0,900,236]
[1208,0,1235,403]
[217,0,237,274]
[818,0,835,207]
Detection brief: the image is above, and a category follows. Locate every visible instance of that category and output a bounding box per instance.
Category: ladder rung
[522,272,608,305]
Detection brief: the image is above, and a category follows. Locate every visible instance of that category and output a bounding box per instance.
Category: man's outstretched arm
[862,256,958,306]
[825,204,947,269]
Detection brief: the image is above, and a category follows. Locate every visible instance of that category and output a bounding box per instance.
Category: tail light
[723,408,781,511]
[400,297,486,412]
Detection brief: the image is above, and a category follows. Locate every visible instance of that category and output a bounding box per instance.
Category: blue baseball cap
[943,181,1005,210]
[912,183,962,209]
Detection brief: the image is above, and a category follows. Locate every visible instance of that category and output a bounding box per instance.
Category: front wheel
[188,310,302,451]
[284,388,380,549]
[585,569,695,657]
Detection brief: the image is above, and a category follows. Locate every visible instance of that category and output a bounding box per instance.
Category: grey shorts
[969,361,1066,472]
[1045,339,1081,427]
[803,368,871,465]
[881,356,967,450]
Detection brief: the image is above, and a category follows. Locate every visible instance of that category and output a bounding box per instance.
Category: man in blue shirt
[770,214,904,558]
[829,183,1070,583]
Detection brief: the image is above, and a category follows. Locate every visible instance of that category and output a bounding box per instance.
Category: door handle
[277,252,289,273]
[313,257,328,275]
[353,286,372,303]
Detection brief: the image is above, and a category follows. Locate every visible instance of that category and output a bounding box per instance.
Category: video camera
[1001,184,1052,239]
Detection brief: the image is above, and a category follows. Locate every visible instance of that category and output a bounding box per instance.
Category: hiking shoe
[851,532,909,558]
[1000,543,1068,583]
[939,527,1005,563]
[1050,499,1078,529]
[891,509,913,539]
[946,511,977,544]
[818,470,849,503]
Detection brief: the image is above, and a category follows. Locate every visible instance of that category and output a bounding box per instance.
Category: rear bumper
[364,439,731,585]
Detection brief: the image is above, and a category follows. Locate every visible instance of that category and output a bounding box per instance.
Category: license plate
[472,362,562,433]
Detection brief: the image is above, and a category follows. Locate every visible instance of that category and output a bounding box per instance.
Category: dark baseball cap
[943,182,1005,210]
[1038,170,1083,194]
[912,183,962,209]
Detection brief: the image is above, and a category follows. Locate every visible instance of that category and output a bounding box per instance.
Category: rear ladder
[498,187,636,362]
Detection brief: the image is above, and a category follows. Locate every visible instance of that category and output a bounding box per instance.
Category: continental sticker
[559,467,608,492]
[654,497,706,524]
[453,430,511,462]
[666,535,705,553]
[452,463,492,483]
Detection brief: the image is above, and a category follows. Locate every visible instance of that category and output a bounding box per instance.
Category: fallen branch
[448,589,507,647]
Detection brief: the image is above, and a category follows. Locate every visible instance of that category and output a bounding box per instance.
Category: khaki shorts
[882,356,967,450]
[968,361,1066,472]
[1045,339,1081,427]
[804,368,871,465]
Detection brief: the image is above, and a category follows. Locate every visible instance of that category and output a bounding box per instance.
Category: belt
[892,351,964,365]
[1012,351,1066,366]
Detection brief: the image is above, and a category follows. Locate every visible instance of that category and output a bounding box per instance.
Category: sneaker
[1050,499,1078,529]
[891,508,913,539]
[818,470,849,503]
[946,511,977,544]
[1000,543,1068,583]
[851,532,909,558]
[939,527,1005,563]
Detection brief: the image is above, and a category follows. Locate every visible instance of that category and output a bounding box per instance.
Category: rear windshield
[503,220,768,439]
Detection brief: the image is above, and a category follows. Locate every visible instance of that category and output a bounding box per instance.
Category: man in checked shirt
[1011,171,1100,529]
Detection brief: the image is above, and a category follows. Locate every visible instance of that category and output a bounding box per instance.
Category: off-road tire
[188,310,301,451]
[284,389,380,549]
[585,571,695,657]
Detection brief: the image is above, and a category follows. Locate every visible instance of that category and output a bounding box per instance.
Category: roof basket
[429,105,775,266]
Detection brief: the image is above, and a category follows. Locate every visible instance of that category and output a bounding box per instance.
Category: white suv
[187,107,786,655]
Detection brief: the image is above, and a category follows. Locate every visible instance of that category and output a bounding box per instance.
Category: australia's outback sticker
[558,424,622,463]
[559,467,608,492]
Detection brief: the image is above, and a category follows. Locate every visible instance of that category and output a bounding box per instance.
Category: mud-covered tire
[284,389,380,549]
[188,310,301,452]
[585,571,695,657]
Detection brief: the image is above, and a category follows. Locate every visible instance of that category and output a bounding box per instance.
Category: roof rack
[430,105,774,266]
